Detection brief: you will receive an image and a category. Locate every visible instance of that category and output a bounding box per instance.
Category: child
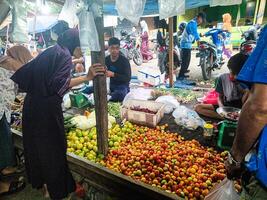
[195,53,249,119]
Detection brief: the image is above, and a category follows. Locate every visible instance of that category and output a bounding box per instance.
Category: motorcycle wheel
[201,55,212,80]
[133,49,143,66]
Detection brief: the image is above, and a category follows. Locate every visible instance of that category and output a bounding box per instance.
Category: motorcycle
[239,25,260,55]
[158,31,181,80]
[120,32,143,66]
[196,41,223,80]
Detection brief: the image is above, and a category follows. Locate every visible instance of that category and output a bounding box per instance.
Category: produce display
[130,106,157,114]
[66,122,131,162]
[67,121,228,199]
[151,88,200,104]
[226,112,239,121]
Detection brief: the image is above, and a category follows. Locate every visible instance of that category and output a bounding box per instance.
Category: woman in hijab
[140,20,153,62]
[11,28,106,199]
[222,13,232,58]
[0,45,32,196]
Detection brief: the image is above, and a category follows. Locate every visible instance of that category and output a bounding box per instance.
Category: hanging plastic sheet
[115,0,146,25]
[210,0,242,7]
[0,0,10,26]
[7,0,28,44]
[77,9,100,52]
[159,0,185,20]
[58,0,79,28]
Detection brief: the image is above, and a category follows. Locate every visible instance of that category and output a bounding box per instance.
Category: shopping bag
[204,178,240,200]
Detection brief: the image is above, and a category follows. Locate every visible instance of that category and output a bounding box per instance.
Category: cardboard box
[121,99,165,127]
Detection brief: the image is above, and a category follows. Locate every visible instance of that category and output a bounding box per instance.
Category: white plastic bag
[155,95,180,114]
[123,88,153,105]
[159,0,185,20]
[205,178,240,200]
[115,0,146,25]
[172,105,205,130]
[210,0,242,7]
[77,9,100,52]
[58,0,79,28]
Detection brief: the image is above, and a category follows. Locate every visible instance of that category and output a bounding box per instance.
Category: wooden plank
[253,0,260,25]
[91,0,109,156]
[257,0,266,25]
[12,130,180,200]
[168,17,174,87]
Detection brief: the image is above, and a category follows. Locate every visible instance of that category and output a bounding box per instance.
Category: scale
[69,84,91,108]
[216,107,240,150]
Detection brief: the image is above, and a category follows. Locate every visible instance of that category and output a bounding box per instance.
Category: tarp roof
[103,0,210,16]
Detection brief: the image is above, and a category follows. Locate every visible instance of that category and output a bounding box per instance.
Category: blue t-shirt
[204,28,227,46]
[180,19,200,49]
[238,25,267,187]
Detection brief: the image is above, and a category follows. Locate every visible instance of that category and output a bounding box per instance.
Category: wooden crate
[121,100,165,127]
[12,129,180,200]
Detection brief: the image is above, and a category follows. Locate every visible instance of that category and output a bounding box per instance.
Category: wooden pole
[91,0,109,156]
[256,0,266,25]
[168,17,174,87]
[253,0,260,25]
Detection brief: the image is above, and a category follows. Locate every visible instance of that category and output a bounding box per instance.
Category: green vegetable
[108,102,121,118]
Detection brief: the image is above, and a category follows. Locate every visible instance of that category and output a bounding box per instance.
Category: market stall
[5,0,243,199]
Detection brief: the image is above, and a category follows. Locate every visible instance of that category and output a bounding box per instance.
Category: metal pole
[256,0,266,25]
[91,0,108,156]
[168,17,174,87]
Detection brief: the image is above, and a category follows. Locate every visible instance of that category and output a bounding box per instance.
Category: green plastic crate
[217,120,237,150]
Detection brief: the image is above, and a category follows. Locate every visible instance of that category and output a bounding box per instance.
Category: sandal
[0,167,25,178]
[0,177,26,197]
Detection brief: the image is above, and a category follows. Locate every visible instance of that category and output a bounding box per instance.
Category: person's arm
[231,84,267,162]
[72,57,84,64]
[69,64,105,88]
[107,59,131,83]
[192,22,200,42]
[218,94,224,107]
[241,89,250,104]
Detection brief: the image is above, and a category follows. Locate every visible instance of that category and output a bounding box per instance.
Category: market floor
[130,50,229,80]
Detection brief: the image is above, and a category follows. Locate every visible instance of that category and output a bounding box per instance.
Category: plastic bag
[8,0,28,43]
[123,88,153,105]
[202,89,219,105]
[77,9,100,52]
[155,95,180,114]
[58,0,79,28]
[115,0,146,25]
[172,106,205,130]
[205,178,239,200]
[159,0,185,20]
[210,0,242,7]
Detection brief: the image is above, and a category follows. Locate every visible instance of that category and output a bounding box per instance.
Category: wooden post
[256,0,266,25]
[168,17,174,87]
[91,0,109,156]
[253,0,260,25]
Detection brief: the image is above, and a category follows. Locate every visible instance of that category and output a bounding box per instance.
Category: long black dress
[11,29,80,199]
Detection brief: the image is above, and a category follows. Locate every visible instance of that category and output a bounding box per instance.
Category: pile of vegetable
[151,88,200,104]
[107,102,121,118]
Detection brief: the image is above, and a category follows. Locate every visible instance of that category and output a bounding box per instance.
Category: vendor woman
[11,28,106,199]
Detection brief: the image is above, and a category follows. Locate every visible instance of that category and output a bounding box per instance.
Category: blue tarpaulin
[104,0,210,16]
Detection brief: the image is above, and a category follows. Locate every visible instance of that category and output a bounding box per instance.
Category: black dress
[11,44,76,199]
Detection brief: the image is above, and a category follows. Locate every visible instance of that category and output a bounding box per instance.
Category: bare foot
[43,184,50,198]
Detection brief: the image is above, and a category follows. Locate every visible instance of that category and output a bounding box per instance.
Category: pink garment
[141,32,153,61]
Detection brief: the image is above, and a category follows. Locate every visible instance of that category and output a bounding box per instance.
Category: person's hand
[225,153,243,180]
[86,63,106,81]
[106,70,115,78]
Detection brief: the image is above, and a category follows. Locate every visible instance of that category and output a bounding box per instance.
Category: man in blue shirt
[179,13,206,79]
[226,25,267,199]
